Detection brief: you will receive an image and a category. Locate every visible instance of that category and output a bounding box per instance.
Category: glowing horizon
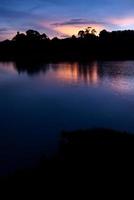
[1,0,134,40]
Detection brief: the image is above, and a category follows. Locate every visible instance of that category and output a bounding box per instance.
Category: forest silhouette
[1,28,134,60]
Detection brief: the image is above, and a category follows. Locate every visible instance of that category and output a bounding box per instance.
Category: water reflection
[0,62,16,75]
[99,61,134,94]
[1,60,134,174]
[110,77,134,94]
[1,60,134,93]
[14,60,50,75]
[51,62,100,85]
[13,61,101,85]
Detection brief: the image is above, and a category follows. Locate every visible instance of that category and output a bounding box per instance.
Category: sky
[0,0,134,40]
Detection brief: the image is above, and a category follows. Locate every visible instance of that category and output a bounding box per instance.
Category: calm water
[0,60,134,174]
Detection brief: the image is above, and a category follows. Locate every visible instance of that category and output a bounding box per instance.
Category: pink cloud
[110,17,134,26]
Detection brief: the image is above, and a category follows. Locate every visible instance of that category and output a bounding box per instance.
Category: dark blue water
[0,61,134,174]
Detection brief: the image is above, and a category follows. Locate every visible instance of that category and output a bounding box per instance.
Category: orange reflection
[87,63,99,84]
[56,63,79,82]
[54,62,100,85]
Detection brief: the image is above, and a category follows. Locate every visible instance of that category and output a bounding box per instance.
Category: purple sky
[0,0,134,40]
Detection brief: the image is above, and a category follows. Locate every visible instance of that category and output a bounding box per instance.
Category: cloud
[0,0,134,40]
[51,18,112,36]
[111,17,134,26]
[52,18,106,26]
[50,18,122,37]
[0,28,8,32]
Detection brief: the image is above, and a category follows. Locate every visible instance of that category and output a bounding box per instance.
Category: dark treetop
[1,28,134,60]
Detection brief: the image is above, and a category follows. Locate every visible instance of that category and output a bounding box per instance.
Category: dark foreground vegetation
[1,28,134,60]
[1,128,134,191]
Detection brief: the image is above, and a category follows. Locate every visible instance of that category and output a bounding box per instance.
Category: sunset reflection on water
[1,60,134,175]
[49,61,100,85]
[1,60,134,95]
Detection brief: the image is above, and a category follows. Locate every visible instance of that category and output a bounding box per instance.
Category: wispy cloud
[0,28,8,32]
[110,17,134,26]
[50,18,115,37]
[52,18,106,26]
[0,0,134,40]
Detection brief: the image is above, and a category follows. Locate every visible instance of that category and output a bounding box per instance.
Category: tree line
[11,27,97,41]
[1,27,134,60]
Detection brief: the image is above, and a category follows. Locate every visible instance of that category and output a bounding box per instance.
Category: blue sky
[0,0,134,40]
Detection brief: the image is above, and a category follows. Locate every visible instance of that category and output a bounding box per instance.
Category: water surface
[0,60,134,174]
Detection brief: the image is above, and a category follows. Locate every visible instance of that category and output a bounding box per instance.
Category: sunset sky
[1,0,134,40]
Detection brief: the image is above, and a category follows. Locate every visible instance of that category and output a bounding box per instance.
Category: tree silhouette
[41,33,49,40]
[78,30,85,38]
[12,30,49,41]
[78,27,97,39]
[52,37,59,41]
[26,30,41,41]
[85,27,92,35]
[91,29,97,35]
[99,29,109,39]
[1,27,134,60]
[71,35,76,39]
[12,32,26,41]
